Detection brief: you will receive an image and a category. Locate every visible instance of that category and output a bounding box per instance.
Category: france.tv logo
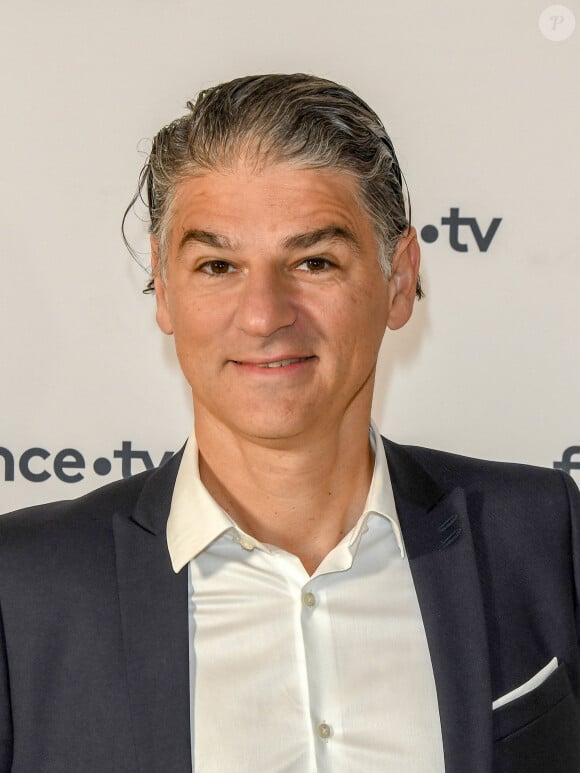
[0,442,174,484]
[420,208,502,252]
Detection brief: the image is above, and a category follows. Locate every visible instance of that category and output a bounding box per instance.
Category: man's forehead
[172,161,363,207]
[168,162,371,250]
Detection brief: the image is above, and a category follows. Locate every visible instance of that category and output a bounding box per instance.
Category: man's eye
[297,257,331,272]
[199,260,233,275]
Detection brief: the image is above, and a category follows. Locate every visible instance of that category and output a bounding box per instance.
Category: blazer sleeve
[560,470,580,648]
[0,599,13,772]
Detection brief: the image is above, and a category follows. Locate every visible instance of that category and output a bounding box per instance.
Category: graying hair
[123,73,422,298]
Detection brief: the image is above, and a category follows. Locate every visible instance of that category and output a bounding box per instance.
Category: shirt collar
[166,421,404,573]
[166,432,234,573]
[363,420,405,557]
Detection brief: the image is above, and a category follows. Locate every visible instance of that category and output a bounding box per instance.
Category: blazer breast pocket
[492,661,580,773]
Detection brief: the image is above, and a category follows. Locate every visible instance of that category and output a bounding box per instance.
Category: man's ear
[150,236,174,335]
[386,227,421,331]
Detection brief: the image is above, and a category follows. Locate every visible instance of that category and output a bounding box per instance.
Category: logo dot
[420,224,439,243]
[93,457,112,476]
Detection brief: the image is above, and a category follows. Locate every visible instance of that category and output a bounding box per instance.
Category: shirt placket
[276,549,347,773]
[302,575,346,772]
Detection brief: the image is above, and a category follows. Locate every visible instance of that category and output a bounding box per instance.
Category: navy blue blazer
[1,438,579,772]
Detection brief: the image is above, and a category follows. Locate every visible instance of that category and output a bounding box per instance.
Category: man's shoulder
[383,436,578,507]
[0,466,156,544]
[382,438,580,562]
[397,439,556,479]
[0,458,183,589]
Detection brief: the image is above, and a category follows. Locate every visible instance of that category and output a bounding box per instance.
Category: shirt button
[237,535,255,551]
[317,723,332,740]
[302,591,316,607]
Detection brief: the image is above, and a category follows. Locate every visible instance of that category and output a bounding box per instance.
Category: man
[1,74,579,773]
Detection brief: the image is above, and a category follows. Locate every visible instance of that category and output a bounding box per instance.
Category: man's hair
[124,73,422,298]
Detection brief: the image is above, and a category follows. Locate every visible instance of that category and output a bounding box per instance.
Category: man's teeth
[256,357,309,368]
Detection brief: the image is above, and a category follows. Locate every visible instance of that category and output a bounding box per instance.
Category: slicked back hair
[123,73,422,298]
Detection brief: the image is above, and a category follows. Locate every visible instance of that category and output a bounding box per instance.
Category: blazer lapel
[113,450,192,773]
[384,439,493,773]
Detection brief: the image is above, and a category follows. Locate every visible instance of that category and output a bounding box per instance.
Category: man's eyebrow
[178,229,235,251]
[283,226,360,253]
[177,226,360,253]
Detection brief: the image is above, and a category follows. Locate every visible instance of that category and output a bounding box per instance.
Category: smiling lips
[234,356,315,369]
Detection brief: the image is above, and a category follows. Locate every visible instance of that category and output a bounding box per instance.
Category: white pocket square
[492,657,558,710]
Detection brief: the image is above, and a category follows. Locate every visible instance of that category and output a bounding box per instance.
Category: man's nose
[234,268,297,338]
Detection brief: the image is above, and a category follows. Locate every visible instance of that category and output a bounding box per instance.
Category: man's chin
[193,394,324,445]
[238,420,310,445]
[220,411,318,446]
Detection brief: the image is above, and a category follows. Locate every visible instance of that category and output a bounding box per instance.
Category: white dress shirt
[167,424,445,772]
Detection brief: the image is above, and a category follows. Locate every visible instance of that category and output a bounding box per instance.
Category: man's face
[153,161,418,444]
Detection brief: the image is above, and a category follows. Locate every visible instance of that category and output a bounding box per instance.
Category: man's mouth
[234,356,315,369]
[255,357,313,369]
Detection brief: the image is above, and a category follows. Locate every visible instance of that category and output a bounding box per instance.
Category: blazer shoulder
[392,437,563,480]
[383,436,579,514]
[0,466,153,545]
[0,444,183,560]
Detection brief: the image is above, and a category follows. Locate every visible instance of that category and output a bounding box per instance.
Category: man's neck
[194,412,375,575]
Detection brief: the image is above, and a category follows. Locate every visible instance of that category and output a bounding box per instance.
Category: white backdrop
[1,0,579,511]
